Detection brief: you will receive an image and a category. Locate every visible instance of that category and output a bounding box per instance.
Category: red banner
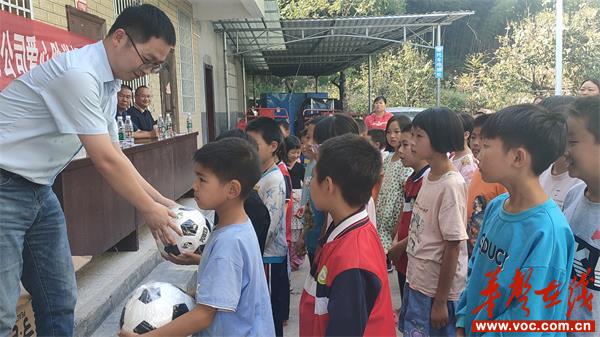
[0,11,94,90]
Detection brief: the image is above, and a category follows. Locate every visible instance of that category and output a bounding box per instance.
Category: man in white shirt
[0,5,179,336]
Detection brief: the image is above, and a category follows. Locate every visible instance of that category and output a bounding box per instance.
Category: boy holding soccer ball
[119,138,274,336]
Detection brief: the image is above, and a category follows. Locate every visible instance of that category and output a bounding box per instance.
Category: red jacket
[299,210,396,337]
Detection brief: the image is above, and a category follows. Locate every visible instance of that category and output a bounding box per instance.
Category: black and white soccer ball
[120,282,196,333]
[156,206,212,256]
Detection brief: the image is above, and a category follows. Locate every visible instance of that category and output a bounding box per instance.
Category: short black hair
[135,85,149,96]
[581,78,600,90]
[401,123,412,133]
[215,129,258,150]
[120,84,132,91]
[386,114,411,131]
[193,138,261,199]
[314,114,359,144]
[481,104,566,175]
[412,107,464,153]
[473,113,492,128]
[539,95,576,113]
[367,129,386,150]
[373,96,386,104]
[108,4,176,46]
[306,116,326,128]
[384,115,410,151]
[284,135,301,151]
[276,119,290,131]
[458,113,475,134]
[315,134,382,207]
[355,118,367,134]
[569,96,600,143]
[246,117,283,158]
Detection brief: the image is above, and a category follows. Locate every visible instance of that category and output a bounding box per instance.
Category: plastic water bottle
[157,116,165,140]
[124,115,134,147]
[186,113,193,134]
[117,116,125,147]
[165,113,173,138]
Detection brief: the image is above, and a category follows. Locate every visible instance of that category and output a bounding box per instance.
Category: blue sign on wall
[435,46,443,79]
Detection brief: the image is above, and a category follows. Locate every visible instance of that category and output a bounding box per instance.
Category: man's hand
[456,327,466,337]
[164,252,202,265]
[431,299,449,329]
[159,198,179,209]
[141,202,181,245]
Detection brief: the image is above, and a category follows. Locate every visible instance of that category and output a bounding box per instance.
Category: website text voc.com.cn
[472,320,595,333]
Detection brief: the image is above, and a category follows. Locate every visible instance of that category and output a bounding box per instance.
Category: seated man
[127,85,158,138]
[116,84,133,120]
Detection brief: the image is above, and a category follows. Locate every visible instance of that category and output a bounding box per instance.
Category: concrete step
[90,261,197,337]
[74,226,163,337]
[75,198,203,337]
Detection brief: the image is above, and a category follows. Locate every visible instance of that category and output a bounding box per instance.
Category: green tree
[457,0,600,110]
[278,0,405,18]
[345,44,435,114]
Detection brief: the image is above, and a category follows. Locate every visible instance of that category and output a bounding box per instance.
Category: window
[113,0,140,17]
[178,9,195,116]
[1,0,33,18]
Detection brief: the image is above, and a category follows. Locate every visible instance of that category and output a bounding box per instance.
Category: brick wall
[20,0,245,142]
[31,0,115,30]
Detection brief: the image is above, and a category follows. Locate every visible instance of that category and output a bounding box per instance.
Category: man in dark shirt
[116,84,132,121]
[127,85,157,138]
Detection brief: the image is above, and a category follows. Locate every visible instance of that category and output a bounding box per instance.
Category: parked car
[387,106,425,120]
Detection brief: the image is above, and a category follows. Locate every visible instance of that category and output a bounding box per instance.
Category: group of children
[119,94,599,337]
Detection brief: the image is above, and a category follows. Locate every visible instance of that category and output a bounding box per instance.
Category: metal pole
[315,76,318,93]
[436,25,441,107]
[223,32,230,128]
[555,0,563,95]
[252,74,256,106]
[368,54,372,114]
[242,56,247,113]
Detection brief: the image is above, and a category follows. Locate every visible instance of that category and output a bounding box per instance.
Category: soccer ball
[120,282,196,333]
[156,206,212,256]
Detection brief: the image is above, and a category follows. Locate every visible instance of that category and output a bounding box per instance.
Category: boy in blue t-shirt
[119,138,274,337]
[456,104,575,336]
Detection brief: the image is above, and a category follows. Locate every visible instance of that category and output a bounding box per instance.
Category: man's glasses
[124,30,164,74]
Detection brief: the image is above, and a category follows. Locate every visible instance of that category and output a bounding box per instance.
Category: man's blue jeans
[0,169,77,337]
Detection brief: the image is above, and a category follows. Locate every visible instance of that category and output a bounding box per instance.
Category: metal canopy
[214,11,474,76]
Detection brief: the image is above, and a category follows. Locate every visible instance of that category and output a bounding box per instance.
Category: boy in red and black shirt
[388,123,430,299]
[299,134,396,337]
